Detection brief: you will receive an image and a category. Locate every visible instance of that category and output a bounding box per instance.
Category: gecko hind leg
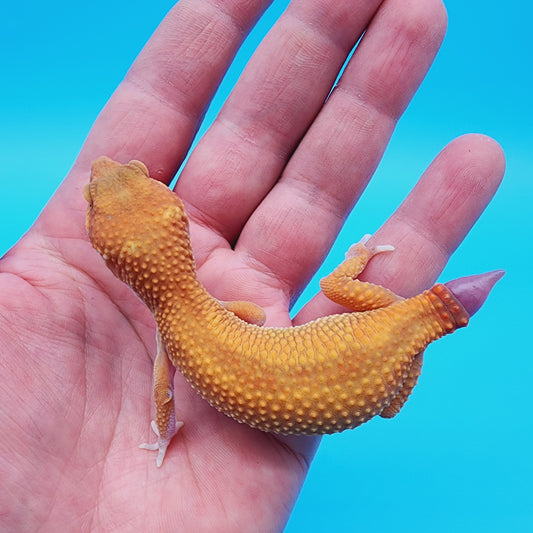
[320,235,401,312]
[380,351,424,418]
[139,330,183,467]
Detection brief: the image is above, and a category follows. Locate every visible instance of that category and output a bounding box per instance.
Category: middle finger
[238,0,448,299]
[177,0,384,243]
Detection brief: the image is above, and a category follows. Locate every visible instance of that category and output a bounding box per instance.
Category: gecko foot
[345,234,395,260]
[139,419,184,467]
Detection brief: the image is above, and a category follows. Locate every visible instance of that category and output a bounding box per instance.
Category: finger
[46,0,272,243]
[177,0,384,245]
[295,134,506,324]
[237,0,447,298]
[73,0,273,184]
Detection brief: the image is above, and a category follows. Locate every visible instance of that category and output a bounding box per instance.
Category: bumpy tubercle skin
[85,157,471,466]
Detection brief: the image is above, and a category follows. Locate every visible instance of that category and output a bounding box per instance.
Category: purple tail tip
[445,270,505,317]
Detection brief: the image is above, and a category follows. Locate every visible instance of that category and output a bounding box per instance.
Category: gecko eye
[83,183,93,205]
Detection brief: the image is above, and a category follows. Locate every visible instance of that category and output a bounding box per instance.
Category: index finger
[70,0,272,189]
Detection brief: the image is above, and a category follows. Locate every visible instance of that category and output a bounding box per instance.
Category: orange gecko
[84,157,501,467]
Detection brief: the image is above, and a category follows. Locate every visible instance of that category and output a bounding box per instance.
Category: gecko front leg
[139,330,183,467]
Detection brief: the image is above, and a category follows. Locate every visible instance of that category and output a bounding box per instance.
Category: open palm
[0,1,504,531]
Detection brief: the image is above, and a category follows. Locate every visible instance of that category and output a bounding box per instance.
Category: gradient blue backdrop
[1,1,531,531]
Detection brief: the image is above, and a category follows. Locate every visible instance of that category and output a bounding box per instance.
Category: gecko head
[84,156,153,224]
[84,156,191,278]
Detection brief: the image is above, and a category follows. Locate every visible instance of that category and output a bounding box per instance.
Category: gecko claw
[139,419,184,467]
[345,234,395,260]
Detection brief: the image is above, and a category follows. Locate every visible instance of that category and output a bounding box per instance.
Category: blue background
[1,1,531,531]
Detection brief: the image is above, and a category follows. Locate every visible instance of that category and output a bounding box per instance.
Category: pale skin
[0,0,505,531]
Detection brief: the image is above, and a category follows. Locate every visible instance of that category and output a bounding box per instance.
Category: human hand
[0,1,504,531]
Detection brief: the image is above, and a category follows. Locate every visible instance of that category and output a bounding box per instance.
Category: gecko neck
[113,220,209,313]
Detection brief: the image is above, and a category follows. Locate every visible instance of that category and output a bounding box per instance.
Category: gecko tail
[445,270,505,317]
